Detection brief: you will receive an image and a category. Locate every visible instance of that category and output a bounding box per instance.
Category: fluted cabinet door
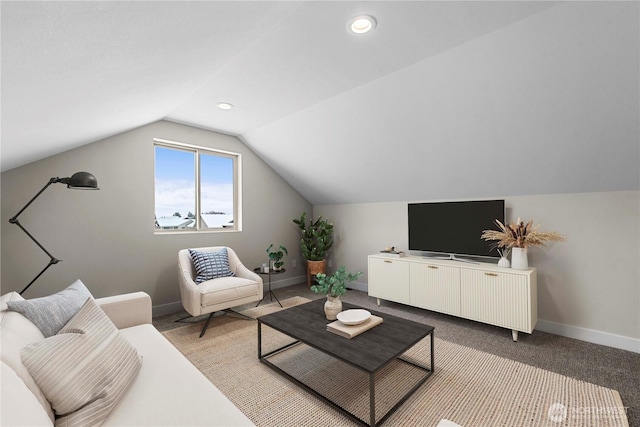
[460,269,533,333]
[410,263,460,316]
[368,257,410,304]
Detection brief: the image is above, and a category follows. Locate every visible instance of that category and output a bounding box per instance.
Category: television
[408,199,505,260]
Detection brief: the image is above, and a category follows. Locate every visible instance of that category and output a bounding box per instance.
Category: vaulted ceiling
[2,1,638,205]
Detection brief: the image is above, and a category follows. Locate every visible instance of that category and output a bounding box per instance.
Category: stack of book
[326,315,383,338]
[379,250,406,258]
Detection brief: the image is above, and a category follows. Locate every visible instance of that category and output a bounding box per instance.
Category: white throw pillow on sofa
[1,361,53,426]
[0,292,54,421]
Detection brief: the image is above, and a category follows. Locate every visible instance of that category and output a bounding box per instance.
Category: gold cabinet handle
[485,272,498,277]
[384,260,392,263]
[428,265,438,269]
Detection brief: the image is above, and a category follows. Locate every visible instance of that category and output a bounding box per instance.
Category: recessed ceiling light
[349,15,376,35]
[217,102,234,110]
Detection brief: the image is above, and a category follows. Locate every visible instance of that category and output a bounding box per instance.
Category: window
[154,139,240,232]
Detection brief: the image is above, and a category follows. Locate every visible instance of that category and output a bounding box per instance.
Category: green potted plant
[311,266,363,320]
[293,212,334,287]
[266,244,288,271]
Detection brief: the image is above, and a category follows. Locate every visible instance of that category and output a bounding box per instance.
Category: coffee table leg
[370,372,376,427]
[431,331,435,373]
[257,320,262,359]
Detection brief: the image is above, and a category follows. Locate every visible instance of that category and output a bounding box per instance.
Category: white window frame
[153,138,242,234]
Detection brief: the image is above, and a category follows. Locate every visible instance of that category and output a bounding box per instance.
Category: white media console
[368,254,537,341]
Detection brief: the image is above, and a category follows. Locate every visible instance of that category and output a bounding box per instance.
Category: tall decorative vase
[511,247,529,270]
[324,295,342,320]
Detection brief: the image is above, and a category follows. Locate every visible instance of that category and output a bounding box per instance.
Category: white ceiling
[2,1,638,205]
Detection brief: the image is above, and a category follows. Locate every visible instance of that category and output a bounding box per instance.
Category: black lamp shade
[64,172,99,189]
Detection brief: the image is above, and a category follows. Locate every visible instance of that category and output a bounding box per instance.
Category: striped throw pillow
[20,298,142,427]
[189,248,235,284]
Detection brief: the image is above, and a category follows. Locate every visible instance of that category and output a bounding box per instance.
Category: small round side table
[253,267,285,307]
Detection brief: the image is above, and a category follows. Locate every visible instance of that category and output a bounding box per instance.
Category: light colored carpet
[162,297,628,427]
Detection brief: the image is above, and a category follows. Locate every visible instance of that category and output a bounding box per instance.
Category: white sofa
[1,290,255,426]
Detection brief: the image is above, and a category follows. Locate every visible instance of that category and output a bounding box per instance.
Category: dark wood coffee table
[257,299,434,426]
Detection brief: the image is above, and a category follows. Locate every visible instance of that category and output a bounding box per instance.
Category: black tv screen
[408,200,505,258]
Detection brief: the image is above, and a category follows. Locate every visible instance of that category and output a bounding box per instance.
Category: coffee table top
[258,298,434,373]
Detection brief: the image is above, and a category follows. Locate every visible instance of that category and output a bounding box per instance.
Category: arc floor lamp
[9,171,99,295]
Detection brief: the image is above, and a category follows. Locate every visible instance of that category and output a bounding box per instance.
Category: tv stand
[423,253,479,264]
[368,254,537,341]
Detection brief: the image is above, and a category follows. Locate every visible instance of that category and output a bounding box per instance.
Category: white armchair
[177,247,263,337]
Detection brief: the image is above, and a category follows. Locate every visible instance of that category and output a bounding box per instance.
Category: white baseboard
[346,280,368,293]
[536,319,640,354]
[269,275,307,290]
[152,300,184,317]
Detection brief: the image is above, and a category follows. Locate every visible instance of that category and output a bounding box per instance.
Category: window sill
[154,228,241,235]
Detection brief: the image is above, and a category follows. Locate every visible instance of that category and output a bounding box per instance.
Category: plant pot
[307,259,327,287]
[324,295,342,320]
[307,260,326,275]
[270,260,285,271]
[511,247,529,270]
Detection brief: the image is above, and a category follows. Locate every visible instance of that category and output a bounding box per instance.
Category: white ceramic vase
[498,257,511,268]
[511,247,529,270]
[324,296,342,320]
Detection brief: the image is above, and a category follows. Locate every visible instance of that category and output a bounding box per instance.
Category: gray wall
[315,191,640,352]
[2,120,638,351]
[1,121,311,311]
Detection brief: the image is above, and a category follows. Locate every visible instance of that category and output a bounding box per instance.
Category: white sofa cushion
[21,298,142,427]
[0,361,53,426]
[0,292,54,421]
[104,323,254,426]
[0,291,22,323]
[199,276,260,307]
[6,280,92,337]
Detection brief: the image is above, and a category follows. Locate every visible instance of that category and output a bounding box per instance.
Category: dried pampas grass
[482,218,565,249]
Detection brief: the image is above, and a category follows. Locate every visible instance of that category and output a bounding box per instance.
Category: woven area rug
[162,297,628,427]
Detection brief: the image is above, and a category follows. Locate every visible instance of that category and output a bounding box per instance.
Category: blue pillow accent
[189,248,235,284]
[6,279,93,337]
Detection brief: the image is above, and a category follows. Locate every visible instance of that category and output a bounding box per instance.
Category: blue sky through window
[200,152,233,216]
[155,146,234,221]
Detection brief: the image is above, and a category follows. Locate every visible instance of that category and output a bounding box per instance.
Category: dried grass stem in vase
[481,218,565,249]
